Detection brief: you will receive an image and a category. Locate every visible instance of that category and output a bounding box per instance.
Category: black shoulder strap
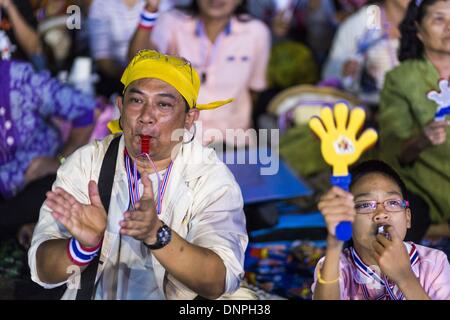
[75,135,121,300]
[98,135,121,214]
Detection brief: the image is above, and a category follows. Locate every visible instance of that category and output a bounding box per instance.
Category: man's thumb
[88,180,103,208]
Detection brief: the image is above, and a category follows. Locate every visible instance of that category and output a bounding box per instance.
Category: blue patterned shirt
[0,60,96,198]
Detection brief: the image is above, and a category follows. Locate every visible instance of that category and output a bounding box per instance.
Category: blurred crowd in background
[0,0,449,299]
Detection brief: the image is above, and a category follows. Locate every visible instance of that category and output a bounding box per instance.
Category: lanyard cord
[124,150,173,214]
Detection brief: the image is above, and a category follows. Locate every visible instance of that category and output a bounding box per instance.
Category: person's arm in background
[127,0,161,60]
[23,63,95,186]
[87,0,124,79]
[398,120,450,165]
[24,127,94,186]
[0,0,42,58]
[128,0,179,59]
[379,71,450,166]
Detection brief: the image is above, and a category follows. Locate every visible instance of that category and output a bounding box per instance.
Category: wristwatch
[143,223,172,250]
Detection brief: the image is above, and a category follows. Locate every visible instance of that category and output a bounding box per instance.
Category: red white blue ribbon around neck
[124,149,173,214]
[350,243,419,300]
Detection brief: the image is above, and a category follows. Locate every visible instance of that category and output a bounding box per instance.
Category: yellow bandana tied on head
[108,50,233,133]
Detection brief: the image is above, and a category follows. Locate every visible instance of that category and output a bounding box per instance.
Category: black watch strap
[144,223,172,250]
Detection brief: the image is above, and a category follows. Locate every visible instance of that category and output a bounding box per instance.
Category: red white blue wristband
[139,10,159,29]
[67,237,102,267]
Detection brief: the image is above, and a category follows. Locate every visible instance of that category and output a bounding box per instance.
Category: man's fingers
[123,210,146,221]
[54,187,72,196]
[140,173,154,201]
[88,180,104,208]
[46,192,72,212]
[136,159,153,173]
[120,219,148,230]
[46,198,69,216]
[60,190,78,206]
[120,227,147,238]
[51,211,72,230]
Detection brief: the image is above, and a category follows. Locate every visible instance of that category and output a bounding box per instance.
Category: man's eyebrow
[127,87,145,95]
[127,89,177,100]
[157,93,177,100]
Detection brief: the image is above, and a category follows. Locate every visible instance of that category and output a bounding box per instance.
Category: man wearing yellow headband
[28,50,248,300]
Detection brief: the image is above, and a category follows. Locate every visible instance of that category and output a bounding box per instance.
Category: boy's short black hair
[349,160,409,200]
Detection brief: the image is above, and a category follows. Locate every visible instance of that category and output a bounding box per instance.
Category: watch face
[145,224,172,250]
[158,225,172,245]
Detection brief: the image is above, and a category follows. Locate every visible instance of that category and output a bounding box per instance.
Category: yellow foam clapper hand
[309,102,378,177]
[308,102,378,241]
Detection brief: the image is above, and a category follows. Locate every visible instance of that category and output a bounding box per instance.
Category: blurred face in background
[197,0,240,20]
[417,0,450,56]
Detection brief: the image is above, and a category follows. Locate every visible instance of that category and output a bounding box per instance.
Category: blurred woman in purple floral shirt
[0,48,97,245]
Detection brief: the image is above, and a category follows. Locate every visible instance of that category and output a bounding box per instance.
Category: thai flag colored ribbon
[67,237,101,267]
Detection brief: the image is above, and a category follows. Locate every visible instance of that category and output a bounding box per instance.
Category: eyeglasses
[132,50,196,108]
[354,199,409,214]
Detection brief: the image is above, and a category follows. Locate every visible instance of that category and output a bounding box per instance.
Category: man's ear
[185,108,199,129]
[116,95,124,113]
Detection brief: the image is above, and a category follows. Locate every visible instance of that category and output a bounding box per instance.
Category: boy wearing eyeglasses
[312,160,450,300]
